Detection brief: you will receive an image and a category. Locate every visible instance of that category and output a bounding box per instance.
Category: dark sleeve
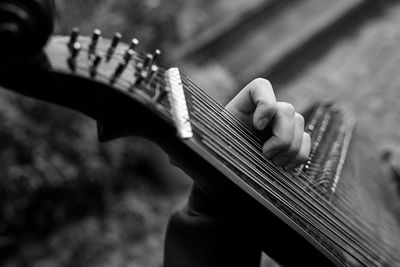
[163,185,261,267]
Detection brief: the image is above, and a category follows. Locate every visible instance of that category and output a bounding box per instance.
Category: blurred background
[1,0,400,266]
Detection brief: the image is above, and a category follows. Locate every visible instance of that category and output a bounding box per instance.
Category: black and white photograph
[0,0,400,266]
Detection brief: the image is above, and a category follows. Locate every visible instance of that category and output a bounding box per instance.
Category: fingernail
[256,118,268,130]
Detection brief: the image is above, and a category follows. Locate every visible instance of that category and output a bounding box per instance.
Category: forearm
[163,185,262,267]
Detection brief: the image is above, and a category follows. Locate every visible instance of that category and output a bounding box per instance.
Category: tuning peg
[151,49,161,65]
[143,53,153,69]
[88,29,101,58]
[110,52,133,84]
[70,42,81,58]
[121,38,138,61]
[106,32,122,61]
[123,49,134,63]
[134,70,145,86]
[90,55,102,77]
[143,49,161,70]
[68,27,80,49]
[145,65,159,84]
[134,63,158,86]
[110,62,125,84]
[129,38,139,51]
[67,42,81,71]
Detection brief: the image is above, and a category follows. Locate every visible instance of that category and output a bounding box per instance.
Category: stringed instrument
[1,1,400,266]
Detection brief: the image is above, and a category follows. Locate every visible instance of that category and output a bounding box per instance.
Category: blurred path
[277,1,400,156]
[178,0,373,88]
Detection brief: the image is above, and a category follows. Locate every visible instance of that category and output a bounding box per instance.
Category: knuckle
[295,113,305,125]
[265,136,292,154]
[276,140,292,151]
[269,103,278,114]
[284,164,296,171]
[288,144,301,157]
[282,145,301,160]
[262,144,271,155]
[279,102,295,117]
[253,78,272,89]
[298,153,309,164]
[259,101,278,118]
[300,134,311,160]
[304,132,311,145]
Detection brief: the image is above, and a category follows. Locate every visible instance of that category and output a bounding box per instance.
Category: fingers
[225,78,277,130]
[250,79,278,130]
[262,102,296,157]
[262,104,311,170]
[284,132,311,171]
[224,78,310,170]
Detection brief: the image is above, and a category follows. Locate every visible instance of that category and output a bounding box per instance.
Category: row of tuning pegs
[66,27,161,86]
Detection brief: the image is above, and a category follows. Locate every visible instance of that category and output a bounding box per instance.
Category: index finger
[225,78,277,130]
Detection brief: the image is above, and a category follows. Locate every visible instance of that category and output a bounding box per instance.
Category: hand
[225,78,311,171]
